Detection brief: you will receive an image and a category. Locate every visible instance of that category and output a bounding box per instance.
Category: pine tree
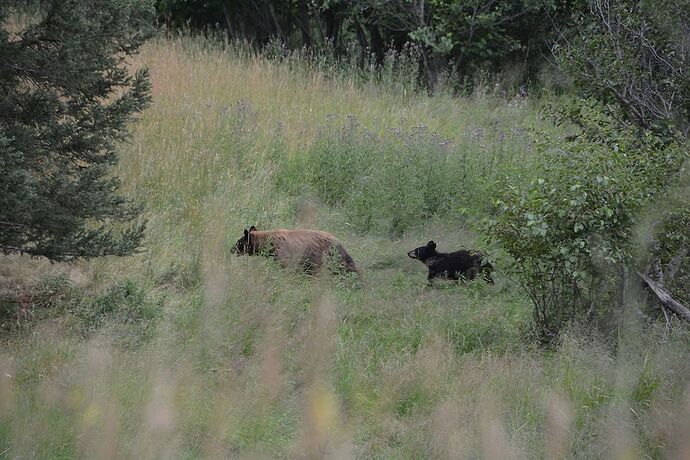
[0,0,153,261]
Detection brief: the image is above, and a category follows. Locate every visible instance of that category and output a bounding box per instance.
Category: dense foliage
[0,0,153,261]
[157,0,586,89]
[488,0,690,340]
[558,0,690,137]
[488,102,688,341]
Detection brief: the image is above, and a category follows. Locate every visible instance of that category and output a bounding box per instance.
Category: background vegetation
[2,0,690,458]
[156,0,586,92]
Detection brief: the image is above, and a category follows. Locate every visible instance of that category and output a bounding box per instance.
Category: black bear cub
[407,240,493,284]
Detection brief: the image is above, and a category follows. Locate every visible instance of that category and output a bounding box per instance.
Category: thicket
[488,104,687,342]
[488,0,690,342]
[156,0,586,91]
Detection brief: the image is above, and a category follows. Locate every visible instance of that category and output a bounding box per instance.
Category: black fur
[233,225,259,255]
[407,240,493,284]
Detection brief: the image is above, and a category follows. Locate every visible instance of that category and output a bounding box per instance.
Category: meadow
[2,35,690,458]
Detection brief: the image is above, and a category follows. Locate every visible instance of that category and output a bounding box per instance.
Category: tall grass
[1,35,690,458]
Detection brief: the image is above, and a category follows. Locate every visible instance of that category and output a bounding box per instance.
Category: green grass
[1,35,690,458]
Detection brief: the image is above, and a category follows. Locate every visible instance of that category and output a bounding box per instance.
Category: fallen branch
[637,271,690,323]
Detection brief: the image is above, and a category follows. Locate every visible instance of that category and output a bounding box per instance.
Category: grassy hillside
[2,36,690,458]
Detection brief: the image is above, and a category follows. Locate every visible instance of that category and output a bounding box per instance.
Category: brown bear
[233,226,361,275]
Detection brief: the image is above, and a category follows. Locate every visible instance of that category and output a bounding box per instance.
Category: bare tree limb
[638,271,690,322]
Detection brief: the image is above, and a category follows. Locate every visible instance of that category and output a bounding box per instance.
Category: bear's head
[233,225,257,254]
[407,240,437,261]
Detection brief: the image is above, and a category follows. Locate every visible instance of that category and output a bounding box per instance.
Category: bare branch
[638,270,690,323]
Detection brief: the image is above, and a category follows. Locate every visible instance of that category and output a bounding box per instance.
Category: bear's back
[250,229,358,273]
[442,250,481,269]
[255,229,338,250]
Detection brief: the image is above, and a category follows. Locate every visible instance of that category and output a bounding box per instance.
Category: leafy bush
[487,101,688,343]
[549,1,690,336]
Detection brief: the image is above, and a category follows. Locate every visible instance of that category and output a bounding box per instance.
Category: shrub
[487,101,688,343]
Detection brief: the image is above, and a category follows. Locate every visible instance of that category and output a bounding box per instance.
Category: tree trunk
[266,2,284,41]
[368,25,385,64]
[297,0,312,48]
[324,7,341,54]
[353,19,369,59]
[222,3,235,40]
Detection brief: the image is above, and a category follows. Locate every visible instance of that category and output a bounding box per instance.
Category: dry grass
[1,36,690,459]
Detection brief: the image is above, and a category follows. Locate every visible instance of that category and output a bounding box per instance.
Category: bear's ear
[244,229,249,239]
[249,225,257,232]
[427,240,435,247]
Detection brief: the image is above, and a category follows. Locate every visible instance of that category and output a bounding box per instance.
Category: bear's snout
[407,250,418,259]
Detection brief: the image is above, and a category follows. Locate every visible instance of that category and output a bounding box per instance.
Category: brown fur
[235,227,360,275]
